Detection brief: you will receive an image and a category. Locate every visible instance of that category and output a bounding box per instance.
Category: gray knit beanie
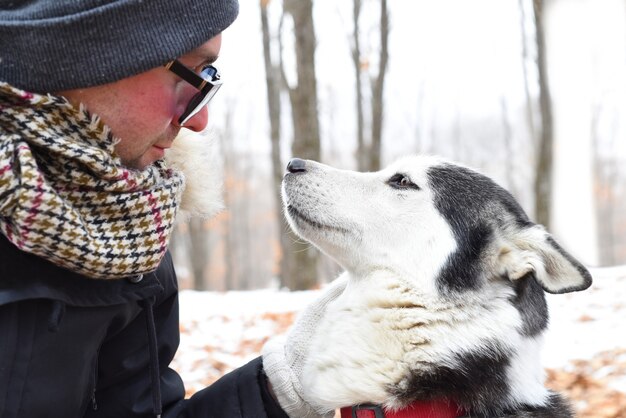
[0,0,239,93]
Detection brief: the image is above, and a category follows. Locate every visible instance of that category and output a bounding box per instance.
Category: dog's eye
[388,173,420,190]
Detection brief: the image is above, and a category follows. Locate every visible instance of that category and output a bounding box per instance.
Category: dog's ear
[497,224,592,294]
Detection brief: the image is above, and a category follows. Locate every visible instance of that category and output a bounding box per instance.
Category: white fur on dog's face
[282,155,457,295]
[282,155,592,414]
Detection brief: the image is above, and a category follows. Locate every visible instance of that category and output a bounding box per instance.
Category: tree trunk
[518,0,537,145]
[532,0,553,229]
[284,0,321,161]
[221,105,236,290]
[188,218,209,290]
[369,0,389,171]
[260,0,293,288]
[500,97,519,199]
[352,0,367,171]
[591,103,617,266]
[282,0,320,290]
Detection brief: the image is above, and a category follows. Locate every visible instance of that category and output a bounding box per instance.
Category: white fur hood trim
[165,129,224,220]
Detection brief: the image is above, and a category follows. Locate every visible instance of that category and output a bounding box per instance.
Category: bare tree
[518,0,537,144]
[351,0,390,172]
[532,0,554,229]
[260,0,293,288]
[188,218,209,289]
[369,0,389,171]
[591,102,620,266]
[220,102,237,290]
[238,156,253,290]
[280,0,321,290]
[283,0,322,161]
[351,0,367,171]
[500,96,519,198]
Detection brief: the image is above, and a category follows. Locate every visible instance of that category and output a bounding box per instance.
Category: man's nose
[179,106,209,132]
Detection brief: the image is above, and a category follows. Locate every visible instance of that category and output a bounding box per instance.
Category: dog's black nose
[286,158,307,173]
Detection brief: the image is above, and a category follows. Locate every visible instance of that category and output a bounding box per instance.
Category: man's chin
[121,156,158,171]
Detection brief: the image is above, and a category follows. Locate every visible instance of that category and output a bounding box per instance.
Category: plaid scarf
[0,82,184,279]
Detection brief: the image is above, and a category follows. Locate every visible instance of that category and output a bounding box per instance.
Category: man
[0,1,341,417]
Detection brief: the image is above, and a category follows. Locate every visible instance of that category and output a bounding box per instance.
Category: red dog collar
[340,399,465,418]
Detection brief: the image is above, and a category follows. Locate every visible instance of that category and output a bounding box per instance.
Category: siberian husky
[281,156,592,418]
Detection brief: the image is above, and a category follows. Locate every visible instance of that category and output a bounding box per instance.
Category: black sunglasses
[165,60,222,126]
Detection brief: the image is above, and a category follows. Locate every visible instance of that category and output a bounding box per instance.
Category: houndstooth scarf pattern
[0,82,184,279]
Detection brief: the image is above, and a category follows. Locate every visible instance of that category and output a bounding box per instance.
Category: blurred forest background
[169,0,626,291]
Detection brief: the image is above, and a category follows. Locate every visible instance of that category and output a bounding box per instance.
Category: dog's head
[282,155,591,298]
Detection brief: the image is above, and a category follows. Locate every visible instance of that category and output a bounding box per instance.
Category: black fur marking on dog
[437,221,493,293]
[391,342,514,416]
[511,273,549,336]
[427,164,531,294]
[494,393,574,418]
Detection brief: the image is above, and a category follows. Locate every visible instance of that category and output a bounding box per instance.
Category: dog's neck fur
[302,270,550,414]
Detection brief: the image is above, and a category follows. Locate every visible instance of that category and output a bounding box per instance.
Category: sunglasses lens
[178,83,222,126]
[201,65,219,80]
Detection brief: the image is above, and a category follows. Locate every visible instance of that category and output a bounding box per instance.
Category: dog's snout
[286,158,307,173]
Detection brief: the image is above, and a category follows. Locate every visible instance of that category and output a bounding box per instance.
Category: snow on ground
[544,266,626,373]
[173,266,626,416]
[174,288,319,394]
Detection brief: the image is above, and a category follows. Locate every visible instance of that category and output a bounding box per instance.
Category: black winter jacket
[0,234,288,418]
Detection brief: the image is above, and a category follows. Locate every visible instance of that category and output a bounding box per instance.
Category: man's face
[58,35,222,170]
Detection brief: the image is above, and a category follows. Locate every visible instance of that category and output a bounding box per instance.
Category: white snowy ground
[544,266,626,390]
[173,266,626,416]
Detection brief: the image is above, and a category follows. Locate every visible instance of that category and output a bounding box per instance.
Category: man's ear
[496,224,593,294]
